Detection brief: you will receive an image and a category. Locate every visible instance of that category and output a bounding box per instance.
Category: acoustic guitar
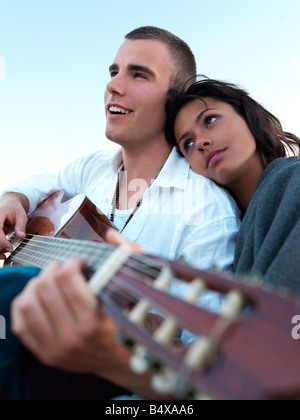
[5,191,300,400]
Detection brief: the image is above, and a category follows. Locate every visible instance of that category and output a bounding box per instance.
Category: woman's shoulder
[259,157,300,186]
[264,156,300,174]
[250,157,300,211]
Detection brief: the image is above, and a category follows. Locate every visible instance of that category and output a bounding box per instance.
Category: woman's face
[174,98,262,187]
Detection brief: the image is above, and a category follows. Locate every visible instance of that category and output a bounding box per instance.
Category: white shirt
[5,147,240,271]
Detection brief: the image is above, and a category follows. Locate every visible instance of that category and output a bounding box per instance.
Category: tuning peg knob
[130,345,150,375]
[151,367,179,395]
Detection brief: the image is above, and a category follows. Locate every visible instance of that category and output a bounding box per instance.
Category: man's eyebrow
[108,63,156,78]
[109,63,119,73]
[128,64,156,78]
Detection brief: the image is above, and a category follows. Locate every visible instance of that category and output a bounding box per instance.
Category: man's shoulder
[72,147,121,171]
[82,147,121,162]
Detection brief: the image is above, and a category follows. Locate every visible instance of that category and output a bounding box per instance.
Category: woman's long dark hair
[165,76,300,166]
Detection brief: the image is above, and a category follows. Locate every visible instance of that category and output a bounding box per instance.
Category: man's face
[104,39,172,148]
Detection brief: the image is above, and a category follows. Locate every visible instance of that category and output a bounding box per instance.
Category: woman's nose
[195,136,213,149]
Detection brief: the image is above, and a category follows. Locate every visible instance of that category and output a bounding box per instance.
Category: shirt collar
[154,147,190,191]
[110,148,123,173]
[110,147,190,190]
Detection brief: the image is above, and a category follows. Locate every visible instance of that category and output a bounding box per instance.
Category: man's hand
[11,232,174,398]
[0,193,29,258]
[11,258,132,381]
[105,228,144,254]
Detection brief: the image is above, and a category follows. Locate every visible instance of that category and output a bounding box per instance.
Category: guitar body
[5,190,115,266]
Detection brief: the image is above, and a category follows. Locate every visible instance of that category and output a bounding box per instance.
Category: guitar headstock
[89,246,300,400]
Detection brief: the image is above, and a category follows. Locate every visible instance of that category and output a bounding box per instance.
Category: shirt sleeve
[178,216,240,272]
[2,157,83,214]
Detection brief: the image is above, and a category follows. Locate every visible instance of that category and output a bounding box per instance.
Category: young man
[0,27,240,399]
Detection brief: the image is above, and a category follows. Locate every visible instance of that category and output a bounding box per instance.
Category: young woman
[165,77,300,295]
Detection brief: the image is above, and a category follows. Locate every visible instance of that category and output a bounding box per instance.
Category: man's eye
[110,71,118,78]
[134,73,147,79]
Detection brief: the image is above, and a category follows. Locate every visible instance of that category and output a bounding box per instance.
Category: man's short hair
[125,26,196,90]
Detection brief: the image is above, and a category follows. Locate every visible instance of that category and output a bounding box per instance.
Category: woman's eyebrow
[178,108,214,144]
[195,108,213,124]
[178,132,190,144]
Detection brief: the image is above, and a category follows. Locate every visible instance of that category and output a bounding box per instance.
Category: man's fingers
[14,212,28,238]
[105,228,144,254]
[0,207,27,253]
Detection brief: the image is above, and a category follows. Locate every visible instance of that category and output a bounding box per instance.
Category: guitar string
[9,242,180,331]
[9,234,165,282]
[8,237,186,333]
[8,233,174,280]
[9,236,221,336]
[9,234,165,270]
[10,237,209,342]
[8,235,228,330]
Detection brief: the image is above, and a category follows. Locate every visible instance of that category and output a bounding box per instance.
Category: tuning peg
[185,278,206,304]
[152,366,213,399]
[130,345,151,375]
[128,299,151,325]
[221,289,245,321]
[153,266,173,290]
[127,266,173,326]
[193,391,213,401]
[151,367,179,395]
[184,336,216,371]
[153,317,179,345]
[130,344,163,374]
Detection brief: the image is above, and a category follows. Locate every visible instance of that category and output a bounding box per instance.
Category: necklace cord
[110,164,159,233]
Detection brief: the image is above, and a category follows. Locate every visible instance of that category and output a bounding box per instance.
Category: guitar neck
[7,233,116,274]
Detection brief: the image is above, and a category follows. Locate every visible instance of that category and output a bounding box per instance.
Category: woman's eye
[183,139,194,154]
[205,116,218,126]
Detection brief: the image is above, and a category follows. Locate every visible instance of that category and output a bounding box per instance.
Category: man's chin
[105,132,126,147]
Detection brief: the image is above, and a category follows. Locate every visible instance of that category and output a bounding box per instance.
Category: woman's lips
[206,149,227,168]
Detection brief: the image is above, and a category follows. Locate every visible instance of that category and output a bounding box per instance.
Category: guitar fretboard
[8,234,116,272]
[7,234,164,285]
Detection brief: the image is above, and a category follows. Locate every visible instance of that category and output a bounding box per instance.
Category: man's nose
[106,74,125,96]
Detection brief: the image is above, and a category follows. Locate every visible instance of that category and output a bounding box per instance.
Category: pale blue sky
[0,0,299,194]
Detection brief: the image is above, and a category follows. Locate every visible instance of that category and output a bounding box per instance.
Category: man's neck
[117,140,172,210]
[121,140,172,184]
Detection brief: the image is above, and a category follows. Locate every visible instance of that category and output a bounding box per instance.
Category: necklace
[110,165,142,233]
[110,164,158,233]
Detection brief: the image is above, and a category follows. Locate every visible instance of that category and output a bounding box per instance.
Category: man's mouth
[108,105,131,115]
